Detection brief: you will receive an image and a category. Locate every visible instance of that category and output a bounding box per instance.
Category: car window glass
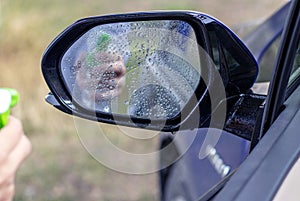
[288,42,300,86]
[257,36,282,82]
[252,36,282,95]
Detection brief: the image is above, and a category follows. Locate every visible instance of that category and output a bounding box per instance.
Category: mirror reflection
[61,20,201,119]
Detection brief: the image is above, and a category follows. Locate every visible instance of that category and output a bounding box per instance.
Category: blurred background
[0,0,287,200]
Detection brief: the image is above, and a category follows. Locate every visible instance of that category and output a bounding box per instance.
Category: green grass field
[0,0,285,200]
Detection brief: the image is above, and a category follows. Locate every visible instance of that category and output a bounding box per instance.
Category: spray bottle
[0,88,19,128]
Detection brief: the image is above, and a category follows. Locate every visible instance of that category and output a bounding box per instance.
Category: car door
[213,0,300,200]
[159,3,294,201]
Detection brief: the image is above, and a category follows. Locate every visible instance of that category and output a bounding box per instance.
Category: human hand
[76,52,126,100]
[0,116,32,201]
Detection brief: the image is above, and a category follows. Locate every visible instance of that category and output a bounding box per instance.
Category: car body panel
[214,85,300,201]
[162,128,250,201]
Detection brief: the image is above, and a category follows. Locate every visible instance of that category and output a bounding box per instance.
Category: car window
[288,42,300,86]
[258,36,282,83]
[253,34,300,96]
[252,35,282,95]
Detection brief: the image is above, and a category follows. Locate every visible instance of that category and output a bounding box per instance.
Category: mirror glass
[61,20,201,119]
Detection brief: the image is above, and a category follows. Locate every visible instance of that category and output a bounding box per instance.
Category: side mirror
[42,11,257,132]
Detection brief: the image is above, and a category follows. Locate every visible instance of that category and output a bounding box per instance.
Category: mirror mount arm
[45,93,72,115]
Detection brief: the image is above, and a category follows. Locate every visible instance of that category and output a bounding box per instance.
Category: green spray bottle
[0,88,19,128]
[86,33,111,67]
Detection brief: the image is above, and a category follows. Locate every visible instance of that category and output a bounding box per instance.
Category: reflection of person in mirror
[71,31,128,113]
[75,51,126,101]
[0,116,31,201]
[69,21,197,116]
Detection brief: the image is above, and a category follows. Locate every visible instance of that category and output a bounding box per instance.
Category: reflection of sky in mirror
[61,20,201,119]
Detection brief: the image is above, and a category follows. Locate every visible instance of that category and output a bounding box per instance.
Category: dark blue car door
[214,1,300,200]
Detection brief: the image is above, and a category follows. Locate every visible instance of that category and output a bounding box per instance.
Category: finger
[95,76,126,99]
[7,135,32,172]
[110,61,126,77]
[0,182,15,201]
[0,135,31,187]
[0,116,23,158]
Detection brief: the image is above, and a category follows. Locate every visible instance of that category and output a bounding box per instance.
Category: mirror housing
[42,11,257,132]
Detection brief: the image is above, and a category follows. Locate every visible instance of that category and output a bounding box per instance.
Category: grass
[0,0,286,200]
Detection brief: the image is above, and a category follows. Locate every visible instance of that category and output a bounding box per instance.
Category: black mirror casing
[42,11,258,132]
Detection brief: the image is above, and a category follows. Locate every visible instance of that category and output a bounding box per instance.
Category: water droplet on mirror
[103,106,110,113]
